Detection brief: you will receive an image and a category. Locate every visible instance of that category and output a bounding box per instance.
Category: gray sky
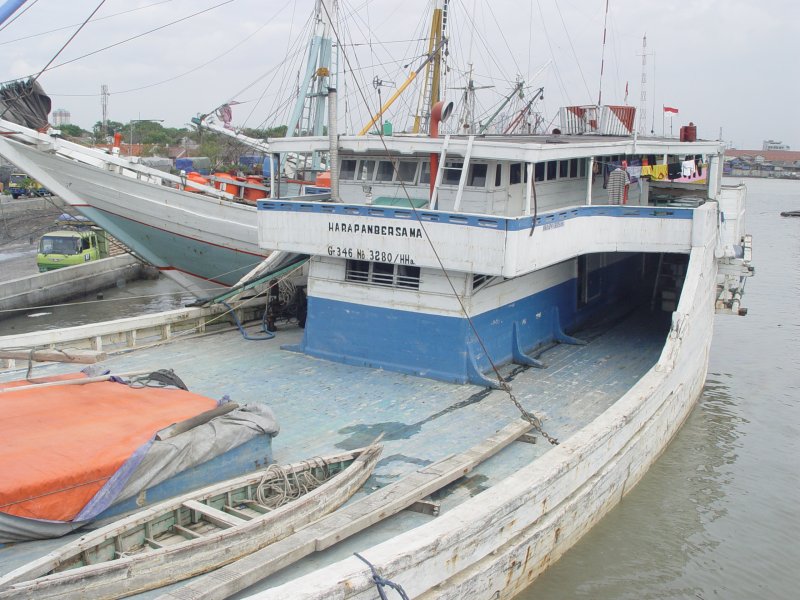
[1,0,797,150]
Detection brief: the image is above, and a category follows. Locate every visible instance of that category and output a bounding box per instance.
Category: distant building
[724,148,800,179]
[762,139,789,151]
[52,108,71,126]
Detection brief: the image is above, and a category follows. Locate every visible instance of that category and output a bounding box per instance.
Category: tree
[58,124,88,138]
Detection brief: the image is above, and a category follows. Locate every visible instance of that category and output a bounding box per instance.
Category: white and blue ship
[0,103,753,598]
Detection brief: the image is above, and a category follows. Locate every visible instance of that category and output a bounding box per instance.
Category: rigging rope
[319,2,558,446]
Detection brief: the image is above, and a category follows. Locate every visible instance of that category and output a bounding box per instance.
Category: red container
[186,172,209,192]
[213,172,241,197]
[680,123,697,142]
[243,176,267,201]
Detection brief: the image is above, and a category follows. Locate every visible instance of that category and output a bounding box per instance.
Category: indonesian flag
[663,106,679,114]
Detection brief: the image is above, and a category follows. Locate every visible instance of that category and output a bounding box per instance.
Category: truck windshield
[39,236,81,255]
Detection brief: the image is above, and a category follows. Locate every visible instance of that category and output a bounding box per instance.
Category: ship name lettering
[328,221,423,238]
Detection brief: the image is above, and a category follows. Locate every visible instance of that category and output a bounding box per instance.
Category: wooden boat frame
[0,444,382,599]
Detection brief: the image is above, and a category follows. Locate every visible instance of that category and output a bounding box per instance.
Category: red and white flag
[663,106,679,114]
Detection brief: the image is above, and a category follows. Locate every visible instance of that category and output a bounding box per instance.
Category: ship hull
[249,227,718,599]
[0,137,265,295]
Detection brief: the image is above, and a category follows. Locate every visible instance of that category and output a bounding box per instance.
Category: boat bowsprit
[0,368,279,543]
[0,443,382,600]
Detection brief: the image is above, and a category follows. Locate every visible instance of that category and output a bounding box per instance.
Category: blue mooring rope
[221,301,275,341]
[354,553,410,600]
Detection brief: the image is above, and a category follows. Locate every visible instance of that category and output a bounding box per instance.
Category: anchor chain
[499,381,559,446]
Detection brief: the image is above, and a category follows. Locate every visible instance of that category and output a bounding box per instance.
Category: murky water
[518,178,800,599]
[0,275,195,335]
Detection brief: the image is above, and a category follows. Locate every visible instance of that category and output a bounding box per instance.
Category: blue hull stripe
[258,200,693,231]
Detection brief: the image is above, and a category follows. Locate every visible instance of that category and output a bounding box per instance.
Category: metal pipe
[328,87,339,201]
[429,100,449,200]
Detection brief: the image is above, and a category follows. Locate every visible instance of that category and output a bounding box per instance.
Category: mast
[285,0,337,170]
[477,79,523,135]
[638,34,650,135]
[412,0,448,134]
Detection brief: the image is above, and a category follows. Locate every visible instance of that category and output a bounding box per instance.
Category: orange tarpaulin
[0,374,218,522]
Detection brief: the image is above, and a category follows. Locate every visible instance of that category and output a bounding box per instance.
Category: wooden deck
[0,309,671,597]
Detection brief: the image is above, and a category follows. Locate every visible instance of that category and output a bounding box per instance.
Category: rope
[319,1,559,446]
[354,553,410,600]
[254,458,330,508]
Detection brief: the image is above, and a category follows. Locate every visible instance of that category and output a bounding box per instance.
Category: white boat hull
[0,136,265,296]
[246,214,719,599]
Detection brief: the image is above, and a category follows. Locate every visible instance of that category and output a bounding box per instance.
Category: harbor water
[0,179,796,598]
[519,177,800,599]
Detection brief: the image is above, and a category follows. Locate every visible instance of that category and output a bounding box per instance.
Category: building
[724,149,800,178]
[762,139,789,151]
[52,109,71,126]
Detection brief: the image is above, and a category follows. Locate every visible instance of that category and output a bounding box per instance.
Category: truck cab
[36,215,109,271]
[8,172,49,198]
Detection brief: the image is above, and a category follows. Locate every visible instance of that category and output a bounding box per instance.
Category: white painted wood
[157,420,532,600]
[453,136,475,212]
[430,135,450,210]
[0,447,381,600]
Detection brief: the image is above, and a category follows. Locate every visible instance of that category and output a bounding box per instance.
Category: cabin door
[577,254,604,306]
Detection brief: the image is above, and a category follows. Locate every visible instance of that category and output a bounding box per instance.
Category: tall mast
[638,34,649,135]
[286,1,335,139]
[413,0,448,134]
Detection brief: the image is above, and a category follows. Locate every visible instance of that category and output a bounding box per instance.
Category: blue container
[262,157,277,178]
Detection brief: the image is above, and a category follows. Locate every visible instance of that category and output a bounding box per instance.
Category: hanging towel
[607,168,630,204]
[681,160,696,177]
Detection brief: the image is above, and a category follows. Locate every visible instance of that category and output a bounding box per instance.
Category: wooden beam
[182,500,245,529]
[0,349,107,364]
[160,419,533,600]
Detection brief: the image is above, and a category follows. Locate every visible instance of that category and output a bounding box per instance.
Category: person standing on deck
[607,161,631,204]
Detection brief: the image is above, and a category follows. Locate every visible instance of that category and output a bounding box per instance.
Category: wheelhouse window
[442,161,463,185]
[345,260,421,290]
[359,160,376,180]
[534,162,545,182]
[546,161,557,180]
[468,163,488,187]
[559,160,569,178]
[375,161,395,182]
[419,161,431,184]
[397,161,418,183]
[569,158,579,178]
[495,164,502,186]
[510,163,522,184]
[340,159,357,180]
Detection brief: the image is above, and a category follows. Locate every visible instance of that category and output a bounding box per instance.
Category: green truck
[8,173,50,199]
[37,215,112,272]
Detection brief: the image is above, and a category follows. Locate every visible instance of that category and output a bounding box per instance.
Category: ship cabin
[258,132,733,387]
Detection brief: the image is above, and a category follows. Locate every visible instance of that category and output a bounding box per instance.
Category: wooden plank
[159,420,532,600]
[182,500,245,529]
[0,349,107,364]
[173,525,203,540]
[224,505,253,521]
[155,404,239,441]
[0,370,153,394]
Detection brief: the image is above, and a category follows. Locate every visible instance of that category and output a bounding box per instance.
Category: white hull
[0,135,265,296]
[246,219,719,599]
